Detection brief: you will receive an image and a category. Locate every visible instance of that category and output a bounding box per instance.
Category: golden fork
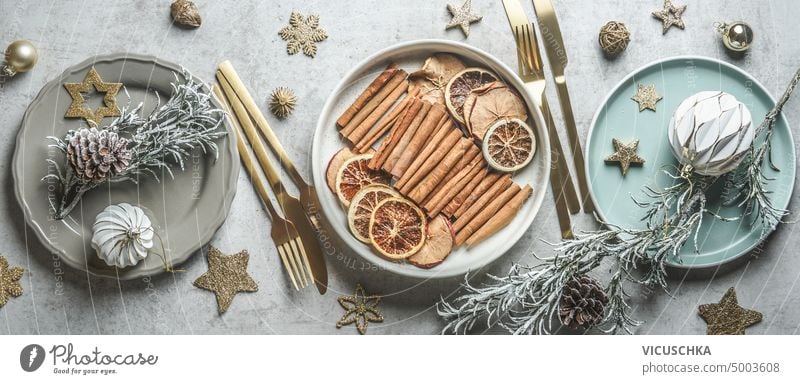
[213,84,313,290]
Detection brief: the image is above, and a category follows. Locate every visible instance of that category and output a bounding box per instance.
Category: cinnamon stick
[354,88,420,152]
[368,98,423,170]
[340,69,407,137]
[444,168,491,217]
[455,183,521,246]
[408,138,472,203]
[422,143,480,206]
[397,127,461,193]
[383,102,432,174]
[424,154,483,216]
[466,185,533,246]
[346,80,409,144]
[390,105,446,178]
[337,63,398,128]
[453,173,510,222]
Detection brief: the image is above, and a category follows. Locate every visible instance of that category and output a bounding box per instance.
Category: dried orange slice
[347,185,399,243]
[408,215,454,269]
[335,153,390,206]
[482,118,536,173]
[368,197,427,260]
[444,67,498,124]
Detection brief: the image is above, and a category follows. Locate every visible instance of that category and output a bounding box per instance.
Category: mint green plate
[585,56,795,268]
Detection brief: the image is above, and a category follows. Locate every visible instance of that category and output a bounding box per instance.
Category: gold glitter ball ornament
[64,67,122,125]
[2,39,38,77]
[698,287,762,335]
[598,21,630,57]
[170,0,202,29]
[446,0,482,37]
[269,87,297,119]
[652,0,687,34]
[631,83,662,112]
[605,138,645,176]
[0,255,24,309]
[193,246,258,314]
[336,283,384,335]
[279,11,328,58]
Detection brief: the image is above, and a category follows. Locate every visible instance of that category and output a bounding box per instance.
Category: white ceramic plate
[311,40,550,279]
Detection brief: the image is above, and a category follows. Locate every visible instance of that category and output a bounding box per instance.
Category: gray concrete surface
[1,0,798,335]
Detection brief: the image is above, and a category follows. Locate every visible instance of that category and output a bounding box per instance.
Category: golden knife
[532,0,595,214]
[502,0,576,238]
[217,61,328,294]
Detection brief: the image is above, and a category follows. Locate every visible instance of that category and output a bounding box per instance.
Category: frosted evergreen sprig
[43,70,226,219]
[438,67,799,335]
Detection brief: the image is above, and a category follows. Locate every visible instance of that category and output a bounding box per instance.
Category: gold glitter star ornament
[193,246,258,314]
[279,11,328,58]
[336,283,384,335]
[446,0,482,37]
[631,83,662,112]
[0,255,24,309]
[64,67,122,125]
[652,0,687,34]
[699,287,762,335]
[605,138,645,176]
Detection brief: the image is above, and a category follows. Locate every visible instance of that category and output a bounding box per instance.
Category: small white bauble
[91,203,154,268]
[668,91,754,176]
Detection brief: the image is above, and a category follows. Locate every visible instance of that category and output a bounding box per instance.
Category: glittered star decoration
[63,67,122,125]
[605,138,645,176]
[193,246,258,314]
[698,287,762,335]
[631,83,662,112]
[279,11,328,58]
[652,0,687,34]
[0,255,24,309]
[446,0,482,37]
[336,283,384,335]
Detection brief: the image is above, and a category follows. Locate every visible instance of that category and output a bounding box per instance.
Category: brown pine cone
[66,127,131,182]
[558,275,608,329]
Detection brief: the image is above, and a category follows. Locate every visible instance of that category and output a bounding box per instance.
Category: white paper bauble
[91,203,154,268]
[668,91,754,176]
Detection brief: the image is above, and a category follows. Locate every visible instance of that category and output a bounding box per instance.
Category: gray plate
[11,53,239,280]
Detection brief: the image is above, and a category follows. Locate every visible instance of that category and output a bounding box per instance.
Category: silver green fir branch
[438,67,800,335]
[43,70,226,219]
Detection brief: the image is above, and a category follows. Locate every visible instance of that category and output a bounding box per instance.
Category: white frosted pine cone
[66,127,131,182]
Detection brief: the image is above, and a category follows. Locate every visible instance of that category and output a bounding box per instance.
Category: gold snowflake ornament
[446,0,482,37]
[0,255,24,309]
[269,87,297,119]
[336,283,384,335]
[279,11,328,58]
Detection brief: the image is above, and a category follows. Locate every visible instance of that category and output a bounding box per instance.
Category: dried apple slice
[408,215,454,269]
[347,185,399,243]
[464,81,528,140]
[368,197,426,260]
[444,67,498,124]
[335,153,390,207]
[409,53,467,105]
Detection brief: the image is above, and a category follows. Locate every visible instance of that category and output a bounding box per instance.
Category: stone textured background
[1,0,798,334]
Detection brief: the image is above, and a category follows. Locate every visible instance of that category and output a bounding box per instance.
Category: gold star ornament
[605,138,645,176]
[279,11,328,58]
[699,287,762,335]
[336,283,384,335]
[63,67,122,125]
[631,83,662,112]
[652,0,687,34]
[193,246,258,314]
[0,255,24,309]
[446,0,482,37]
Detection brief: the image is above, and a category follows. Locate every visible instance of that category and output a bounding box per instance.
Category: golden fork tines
[213,85,313,290]
[217,61,328,294]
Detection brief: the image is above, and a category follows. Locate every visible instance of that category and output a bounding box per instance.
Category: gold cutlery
[502,0,576,239]
[532,0,595,214]
[217,61,328,294]
[213,85,313,290]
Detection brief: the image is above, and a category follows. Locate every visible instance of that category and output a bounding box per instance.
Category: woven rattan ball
[598,21,630,57]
